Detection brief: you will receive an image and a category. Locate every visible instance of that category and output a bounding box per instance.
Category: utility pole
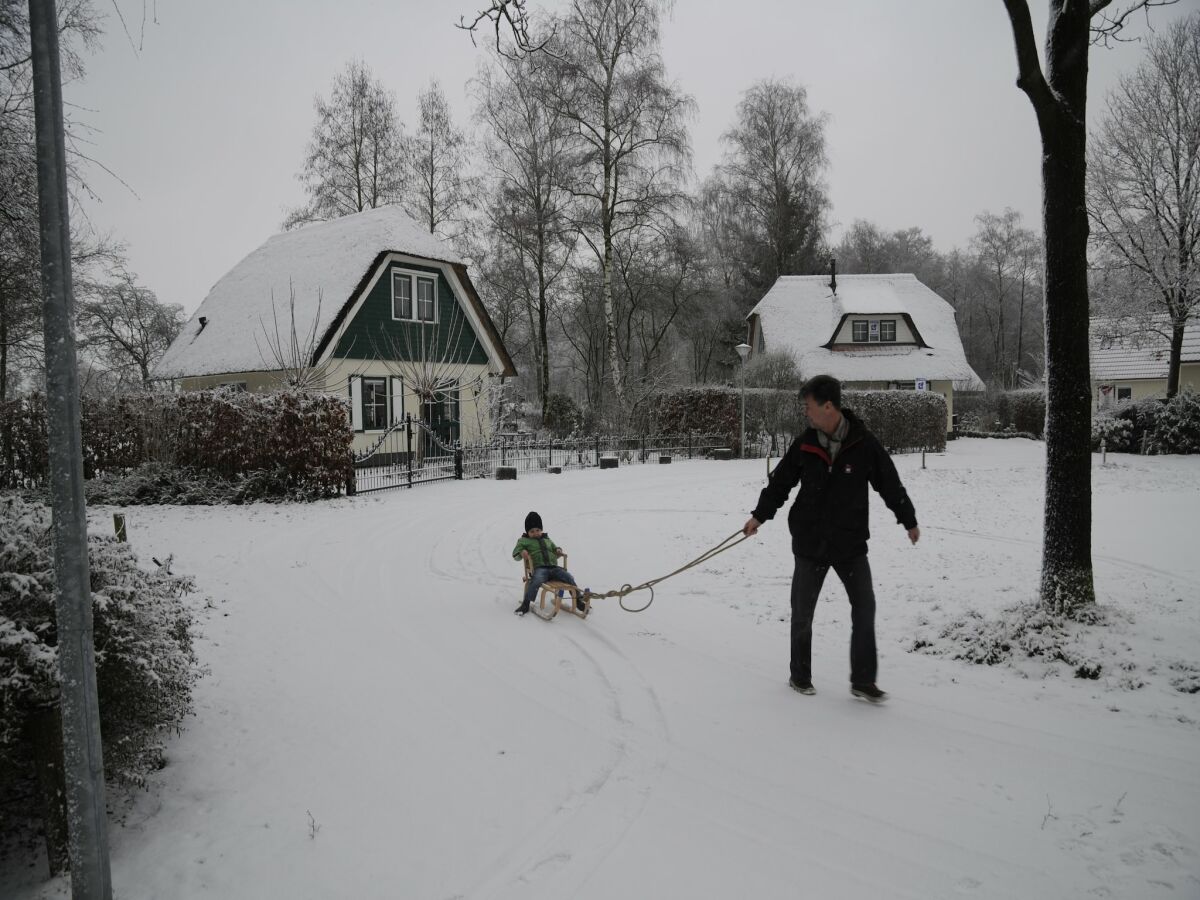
[28,1,113,896]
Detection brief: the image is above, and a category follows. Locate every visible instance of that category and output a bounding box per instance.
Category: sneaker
[575,595,587,613]
[514,606,529,617]
[850,683,887,703]
[788,678,816,695]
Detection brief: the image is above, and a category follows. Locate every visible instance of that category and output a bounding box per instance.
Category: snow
[4,439,1199,899]
[152,206,463,380]
[1090,315,1200,381]
[749,274,984,386]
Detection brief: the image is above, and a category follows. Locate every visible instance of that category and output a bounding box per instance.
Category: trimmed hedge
[996,389,1046,438]
[0,389,353,500]
[637,386,947,453]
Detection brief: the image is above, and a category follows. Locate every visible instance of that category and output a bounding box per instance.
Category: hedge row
[0,389,353,499]
[954,389,1046,438]
[635,386,947,453]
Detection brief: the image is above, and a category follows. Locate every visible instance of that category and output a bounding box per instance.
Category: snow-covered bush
[1112,398,1163,452]
[1091,414,1134,453]
[1146,388,1200,454]
[0,495,201,854]
[848,390,947,452]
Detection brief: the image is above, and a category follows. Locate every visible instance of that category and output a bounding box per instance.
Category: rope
[581,529,752,613]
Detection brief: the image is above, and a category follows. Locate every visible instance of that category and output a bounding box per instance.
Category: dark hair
[800,374,842,409]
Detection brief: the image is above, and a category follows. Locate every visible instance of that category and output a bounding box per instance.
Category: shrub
[998,389,1046,438]
[1091,414,1134,453]
[0,495,201,862]
[1146,389,1200,454]
[1112,398,1164,453]
[542,393,583,438]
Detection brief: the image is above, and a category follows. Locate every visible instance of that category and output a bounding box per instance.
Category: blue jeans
[523,565,577,608]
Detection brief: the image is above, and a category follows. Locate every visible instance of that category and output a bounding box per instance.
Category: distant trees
[284,60,406,229]
[1087,12,1200,398]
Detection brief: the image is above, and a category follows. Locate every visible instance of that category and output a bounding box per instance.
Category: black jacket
[751,409,917,562]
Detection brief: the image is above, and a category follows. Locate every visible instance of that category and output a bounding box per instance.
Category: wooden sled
[522,554,591,621]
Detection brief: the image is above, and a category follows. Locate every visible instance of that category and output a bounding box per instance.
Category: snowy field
[4,438,1199,899]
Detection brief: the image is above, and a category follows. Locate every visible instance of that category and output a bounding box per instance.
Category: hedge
[0,389,353,500]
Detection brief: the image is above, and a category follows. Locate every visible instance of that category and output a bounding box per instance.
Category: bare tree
[714,77,830,294]
[1001,0,1178,615]
[1087,12,1200,397]
[76,273,183,388]
[284,60,406,229]
[253,286,339,389]
[545,0,693,413]
[403,78,472,241]
[969,209,1042,388]
[458,0,552,59]
[474,49,575,419]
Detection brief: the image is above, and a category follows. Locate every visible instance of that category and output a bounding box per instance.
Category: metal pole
[28,1,112,895]
[740,364,746,459]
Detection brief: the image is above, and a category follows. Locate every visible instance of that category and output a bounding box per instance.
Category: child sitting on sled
[512,511,585,616]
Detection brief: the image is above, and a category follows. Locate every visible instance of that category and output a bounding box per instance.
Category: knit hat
[525,511,543,533]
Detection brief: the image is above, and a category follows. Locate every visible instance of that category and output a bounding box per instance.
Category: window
[852,320,869,342]
[1117,386,1132,402]
[880,319,897,342]
[362,378,388,430]
[391,269,438,323]
[392,273,412,319]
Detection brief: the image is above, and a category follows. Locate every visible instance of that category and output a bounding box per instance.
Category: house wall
[330,260,488,365]
[831,315,918,344]
[1092,361,1200,411]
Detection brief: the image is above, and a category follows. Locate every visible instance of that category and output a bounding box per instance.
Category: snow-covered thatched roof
[154,206,512,379]
[747,274,982,386]
[1089,316,1200,381]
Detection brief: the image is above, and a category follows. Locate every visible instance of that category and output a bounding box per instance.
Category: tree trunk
[1006,0,1096,615]
[1166,318,1185,398]
[536,226,550,422]
[601,191,625,413]
[25,704,70,876]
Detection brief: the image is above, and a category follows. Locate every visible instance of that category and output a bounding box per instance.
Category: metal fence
[350,415,734,493]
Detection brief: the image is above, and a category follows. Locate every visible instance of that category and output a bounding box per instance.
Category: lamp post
[735,342,750,458]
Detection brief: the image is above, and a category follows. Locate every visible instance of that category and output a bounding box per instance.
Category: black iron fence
[351,416,735,493]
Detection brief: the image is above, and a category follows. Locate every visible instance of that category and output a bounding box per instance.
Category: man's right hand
[743,517,761,536]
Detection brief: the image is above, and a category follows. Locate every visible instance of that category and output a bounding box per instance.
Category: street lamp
[735,342,751,458]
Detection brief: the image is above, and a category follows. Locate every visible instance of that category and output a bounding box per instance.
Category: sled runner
[522,554,590,621]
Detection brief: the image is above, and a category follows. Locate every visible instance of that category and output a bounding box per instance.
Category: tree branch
[1002,0,1056,114]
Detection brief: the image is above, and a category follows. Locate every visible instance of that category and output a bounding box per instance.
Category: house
[1089,316,1200,410]
[744,273,982,431]
[153,206,517,452]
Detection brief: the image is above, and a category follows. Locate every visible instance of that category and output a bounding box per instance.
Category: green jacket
[513,533,561,568]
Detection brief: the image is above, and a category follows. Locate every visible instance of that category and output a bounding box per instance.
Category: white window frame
[1116,385,1133,402]
[852,320,869,342]
[391,267,439,324]
[361,376,389,432]
[879,319,897,342]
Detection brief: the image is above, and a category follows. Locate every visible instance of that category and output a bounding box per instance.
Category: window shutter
[350,377,363,432]
[391,377,404,424]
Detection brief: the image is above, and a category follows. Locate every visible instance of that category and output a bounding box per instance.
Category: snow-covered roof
[1089,316,1200,381]
[154,206,469,379]
[747,274,982,386]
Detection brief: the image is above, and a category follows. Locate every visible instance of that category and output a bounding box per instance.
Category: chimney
[829,257,837,295]
[197,316,208,333]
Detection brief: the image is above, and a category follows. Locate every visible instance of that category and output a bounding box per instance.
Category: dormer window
[850,318,898,343]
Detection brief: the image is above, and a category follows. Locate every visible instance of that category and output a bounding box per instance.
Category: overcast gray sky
[64,0,1190,315]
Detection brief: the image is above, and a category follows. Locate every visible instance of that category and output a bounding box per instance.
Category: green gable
[332,261,489,364]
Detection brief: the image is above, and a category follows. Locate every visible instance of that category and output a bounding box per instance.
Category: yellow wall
[179,361,497,454]
[1092,362,1200,411]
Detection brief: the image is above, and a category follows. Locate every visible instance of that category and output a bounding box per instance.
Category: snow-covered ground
[4,438,1199,899]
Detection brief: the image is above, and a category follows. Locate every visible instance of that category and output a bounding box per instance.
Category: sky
[63,0,1194,316]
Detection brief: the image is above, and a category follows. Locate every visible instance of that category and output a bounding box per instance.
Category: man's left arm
[868,440,919,543]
